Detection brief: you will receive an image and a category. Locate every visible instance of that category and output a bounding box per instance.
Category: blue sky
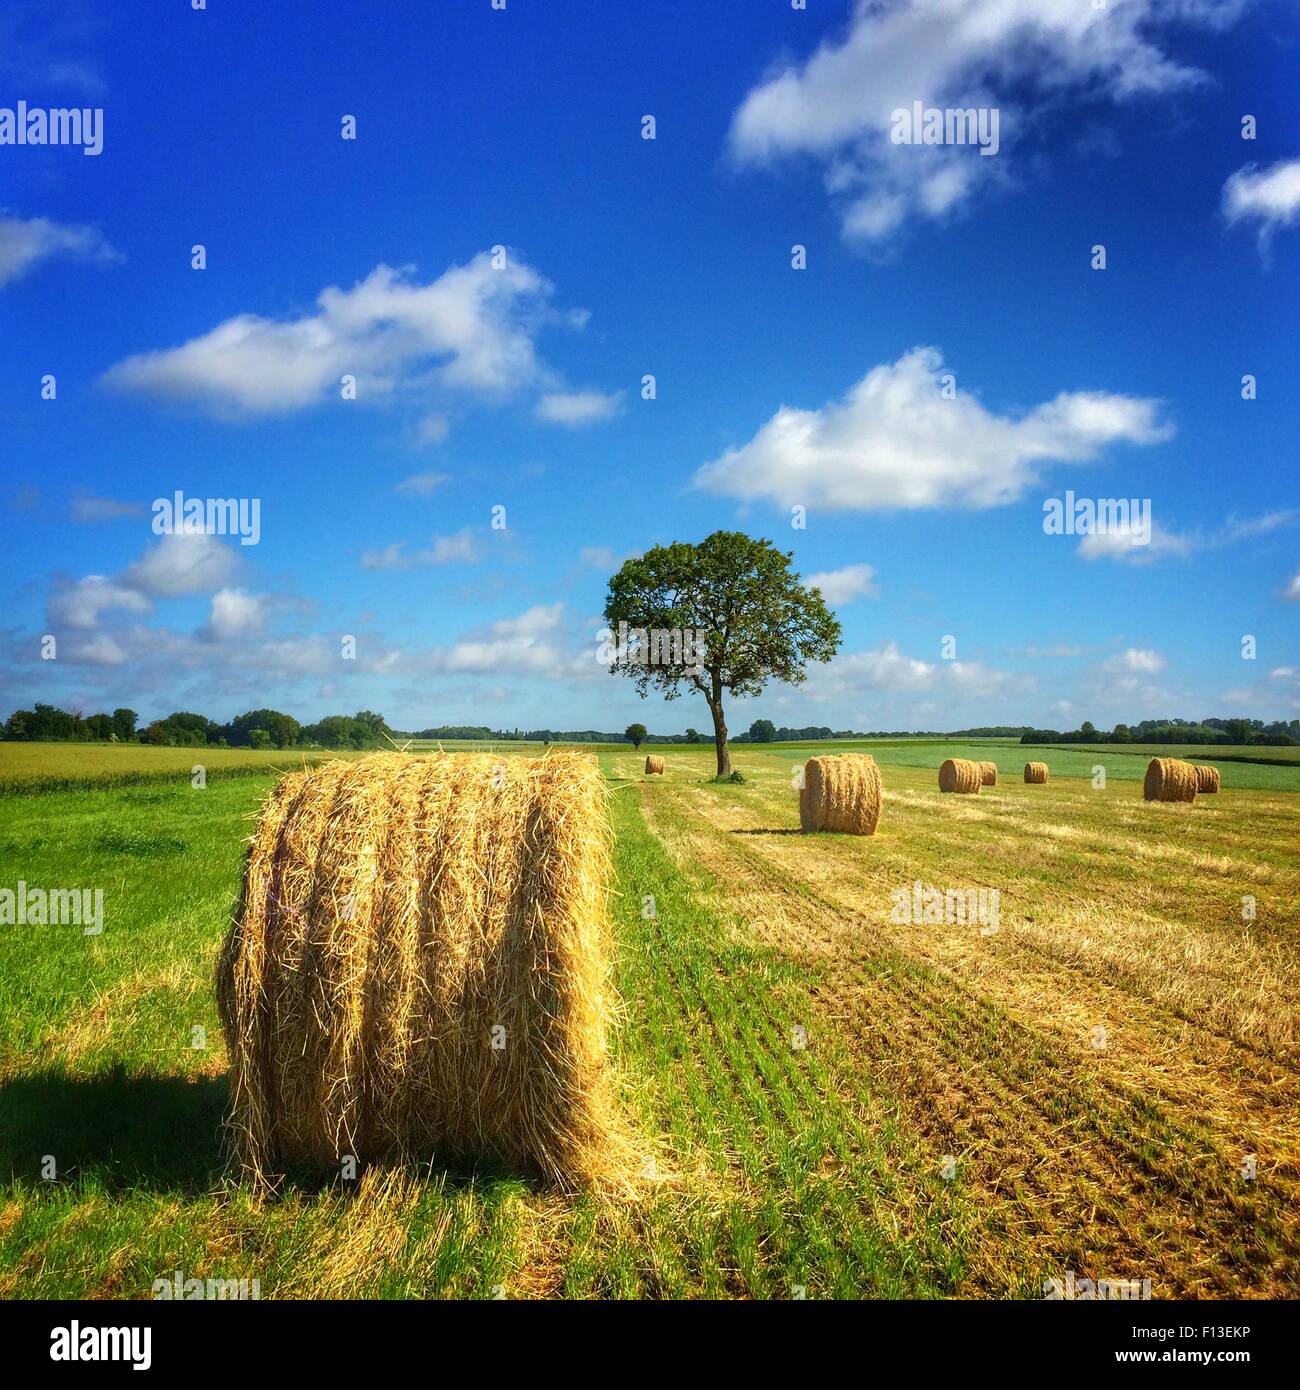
[1,0,1297,734]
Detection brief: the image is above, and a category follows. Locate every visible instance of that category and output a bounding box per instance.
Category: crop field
[758,740,1300,793]
[1036,742,1300,763]
[0,742,360,795]
[0,740,1296,1299]
[402,739,557,754]
[1028,742,1300,771]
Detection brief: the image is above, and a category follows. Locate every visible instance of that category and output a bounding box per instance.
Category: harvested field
[1,743,1297,1298]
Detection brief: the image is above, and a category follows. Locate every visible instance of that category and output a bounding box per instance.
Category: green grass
[2,742,1296,1297]
[0,741,361,796]
[751,739,1300,792]
[1028,740,1300,768]
[0,757,978,1298]
[605,743,1300,1296]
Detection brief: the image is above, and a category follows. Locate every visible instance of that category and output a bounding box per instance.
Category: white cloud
[249,636,337,676]
[48,576,152,630]
[1102,647,1166,675]
[1077,521,1191,564]
[394,472,449,497]
[1220,510,1297,543]
[800,640,1028,704]
[838,643,946,693]
[67,632,129,666]
[102,252,572,416]
[0,212,120,287]
[417,529,478,565]
[17,607,410,697]
[1265,667,1300,713]
[694,346,1168,512]
[69,495,144,523]
[361,528,479,570]
[1220,665,1300,716]
[121,531,238,597]
[46,529,240,639]
[1075,646,1176,715]
[360,542,411,572]
[415,412,450,446]
[728,0,1238,245]
[1223,158,1300,246]
[536,389,622,426]
[1079,509,1297,565]
[804,563,878,604]
[1284,571,1300,603]
[204,588,266,641]
[425,603,568,677]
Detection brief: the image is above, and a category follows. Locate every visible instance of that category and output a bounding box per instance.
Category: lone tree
[603,531,841,777]
[624,722,647,750]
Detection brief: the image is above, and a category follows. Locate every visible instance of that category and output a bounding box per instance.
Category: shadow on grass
[0,1064,229,1194]
[729,828,802,836]
[0,1064,544,1199]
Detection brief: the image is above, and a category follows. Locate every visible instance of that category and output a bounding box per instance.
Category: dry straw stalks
[217,751,637,1193]
[799,753,882,834]
[939,758,982,794]
[1144,756,1199,803]
[979,761,998,786]
[644,755,665,775]
[1023,762,1049,784]
[1195,764,1221,793]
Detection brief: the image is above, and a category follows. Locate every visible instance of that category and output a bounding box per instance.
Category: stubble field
[0,740,1296,1297]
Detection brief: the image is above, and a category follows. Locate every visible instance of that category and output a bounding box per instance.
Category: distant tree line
[736,721,1038,742]
[8,704,1295,750]
[949,726,1037,738]
[414,725,712,744]
[2,703,394,750]
[1021,717,1300,747]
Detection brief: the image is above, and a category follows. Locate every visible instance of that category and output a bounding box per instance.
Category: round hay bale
[216,752,624,1189]
[938,758,982,794]
[1194,764,1220,794]
[1144,756,1198,803]
[644,754,665,775]
[1024,762,1049,784]
[979,761,998,786]
[799,754,881,834]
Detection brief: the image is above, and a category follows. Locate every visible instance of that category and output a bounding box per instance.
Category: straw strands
[1144,757,1199,803]
[216,751,627,1190]
[798,754,882,834]
[939,758,982,794]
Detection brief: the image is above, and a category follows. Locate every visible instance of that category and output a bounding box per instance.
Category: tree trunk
[708,694,731,778]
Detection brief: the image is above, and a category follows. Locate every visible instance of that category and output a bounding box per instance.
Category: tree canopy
[603,531,841,776]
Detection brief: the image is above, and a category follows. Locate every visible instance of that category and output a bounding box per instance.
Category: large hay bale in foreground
[1195,764,1221,794]
[644,754,664,775]
[979,761,998,786]
[1024,762,1049,784]
[799,754,881,834]
[1144,757,1198,803]
[216,752,623,1189]
[938,758,981,794]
